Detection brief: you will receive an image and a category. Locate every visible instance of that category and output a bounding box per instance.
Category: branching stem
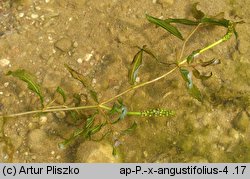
[0,21,233,119]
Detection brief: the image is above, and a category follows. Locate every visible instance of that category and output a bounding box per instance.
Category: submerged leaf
[180,68,203,102]
[146,14,184,40]
[187,49,200,64]
[201,17,230,27]
[56,86,66,102]
[109,100,128,124]
[64,64,99,103]
[164,18,199,26]
[88,123,106,136]
[85,114,96,129]
[188,84,203,102]
[121,122,137,135]
[201,58,221,67]
[128,49,143,85]
[191,3,205,20]
[7,69,44,106]
[192,68,212,80]
[141,46,158,61]
[180,68,192,84]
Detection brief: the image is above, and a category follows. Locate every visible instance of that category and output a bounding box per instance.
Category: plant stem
[100,67,178,105]
[2,105,98,118]
[0,21,234,119]
[178,24,201,61]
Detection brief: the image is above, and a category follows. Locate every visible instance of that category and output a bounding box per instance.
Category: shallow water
[0,0,249,162]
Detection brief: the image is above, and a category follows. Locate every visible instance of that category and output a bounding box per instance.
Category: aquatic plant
[0,4,241,157]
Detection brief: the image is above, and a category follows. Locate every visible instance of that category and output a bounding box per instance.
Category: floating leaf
[146,14,184,40]
[7,69,44,106]
[64,64,99,103]
[191,3,205,20]
[128,49,143,85]
[121,122,137,135]
[56,86,66,102]
[164,18,199,26]
[187,49,200,64]
[201,58,221,67]
[180,68,203,102]
[192,68,212,80]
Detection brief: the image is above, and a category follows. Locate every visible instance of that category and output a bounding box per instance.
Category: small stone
[135,77,140,83]
[73,41,78,48]
[4,82,9,87]
[35,6,41,11]
[55,111,66,119]
[161,0,174,5]
[54,38,72,52]
[31,14,39,19]
[0,59,10,67]
[19,12,24,17]
[77,58,83,64]
[51,151,55,155]
[40,116,47,124]
[92,78,96,84]
[84,50,94,61]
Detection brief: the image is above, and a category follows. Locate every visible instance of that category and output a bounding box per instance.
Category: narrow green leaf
[146,14,184,40]
[179,68,203,102]
[201,58,221,67]
[121,122,137,135]
[65,64,99,103]
[88,123,106,136]
[165,18,199,26]
[191,2,205,20]
[7,69,44,106]
[56,86,66,102]
[128,49,143,85]
[73,93,81,106]
[192,68,212,80]
[188,84,203,102]
[109,103,120,115]
[112,146,118,157]
[180,68,192,84]
[187,49,200,64]
[69,111,79,121]
[91,131,111,142]
[89,90,98,104]
[201,17,230,27]
[85,114,96,129]
[141,46,158,61]
[109,100,128,124]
